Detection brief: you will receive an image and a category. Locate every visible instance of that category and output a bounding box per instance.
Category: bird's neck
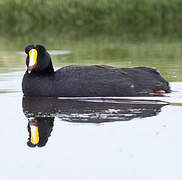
[26,66,54,75]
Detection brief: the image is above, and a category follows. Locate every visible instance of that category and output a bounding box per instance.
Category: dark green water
[0,29,182,180]
[1,27,182,81]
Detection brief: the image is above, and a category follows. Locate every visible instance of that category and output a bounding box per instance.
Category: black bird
[22,44,171,97]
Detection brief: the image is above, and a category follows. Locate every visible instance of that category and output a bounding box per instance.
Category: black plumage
[22,44,171,97]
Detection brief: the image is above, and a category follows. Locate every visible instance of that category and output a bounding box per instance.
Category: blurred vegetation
[0,0,182,29]
[1,0,182,82]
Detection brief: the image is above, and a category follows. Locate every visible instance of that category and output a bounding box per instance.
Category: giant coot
[22,44,171,97]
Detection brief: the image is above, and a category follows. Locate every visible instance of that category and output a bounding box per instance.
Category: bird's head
[25,44,54,74]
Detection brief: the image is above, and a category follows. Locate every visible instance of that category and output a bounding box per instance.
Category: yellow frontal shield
[30,125,39,145]
[29,49,38,67]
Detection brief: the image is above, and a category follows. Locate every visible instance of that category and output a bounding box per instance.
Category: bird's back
[54,65,136,97]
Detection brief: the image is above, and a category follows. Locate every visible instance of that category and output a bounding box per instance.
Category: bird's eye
[35,45,46,54]
[25,45,35,54]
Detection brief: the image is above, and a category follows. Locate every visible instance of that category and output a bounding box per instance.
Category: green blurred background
[0,0,182,82]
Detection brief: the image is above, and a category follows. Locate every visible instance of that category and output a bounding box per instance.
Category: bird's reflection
[27,117,54,147]
[23,96,169,147]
